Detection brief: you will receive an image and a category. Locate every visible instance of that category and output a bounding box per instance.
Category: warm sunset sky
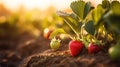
[0,0,102,10]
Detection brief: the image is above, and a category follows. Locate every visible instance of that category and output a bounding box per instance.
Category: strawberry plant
[49,0,120,58]
[49,0,102,56]
[92,0,120,59]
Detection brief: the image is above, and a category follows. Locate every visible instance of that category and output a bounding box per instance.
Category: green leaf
[102,0,110,10]
[69,13,79,22]
[57,11,82,35]
[111,1,120,15]
[104,14,120,35]
[70,1,85,20]
[92,5,105,25]
[103,1,120,35]
[63,17,80,35]
[84,20,95,35]
[84,2,92,19]
[57,11,78,26]
[49,29,66,39]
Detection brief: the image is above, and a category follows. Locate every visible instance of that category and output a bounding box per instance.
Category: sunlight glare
[0,0,74,10]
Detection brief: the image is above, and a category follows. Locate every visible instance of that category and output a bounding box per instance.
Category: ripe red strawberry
[88,43,102,54]
[69,40,84,56]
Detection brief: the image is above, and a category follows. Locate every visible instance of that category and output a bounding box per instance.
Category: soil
[0,34,120,67]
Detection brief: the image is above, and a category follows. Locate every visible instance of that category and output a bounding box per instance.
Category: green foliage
[102,0,110,10]
[70,1,92,20]
[70,1,85,20]
[57,1,94,38]
[57,11,81,35]
[84,2,92,19]
[102,1,120,39]
[92,5,105,25]
[84,20,95,35]
[56,0,120,46]
[49,28,66,39]
[49,0,120,59]
[111,1,120,15]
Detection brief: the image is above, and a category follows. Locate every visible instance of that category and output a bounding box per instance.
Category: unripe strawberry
[109,45,120,59]
[50,38,60,50]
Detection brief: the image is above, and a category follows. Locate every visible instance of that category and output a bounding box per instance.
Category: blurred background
[0,0,101,38]
[0,0,72,38]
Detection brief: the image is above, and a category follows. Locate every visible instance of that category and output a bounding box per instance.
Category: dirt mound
[0,35,120,67]
[20,49,120,67]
